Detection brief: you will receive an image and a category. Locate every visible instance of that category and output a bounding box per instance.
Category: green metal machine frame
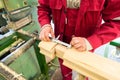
[0,0,50,80]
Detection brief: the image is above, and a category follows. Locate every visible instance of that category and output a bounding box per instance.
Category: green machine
[110,38,120,58]
[0,0,50,80]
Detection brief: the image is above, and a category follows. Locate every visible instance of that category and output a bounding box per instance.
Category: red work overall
[38,0,120,80]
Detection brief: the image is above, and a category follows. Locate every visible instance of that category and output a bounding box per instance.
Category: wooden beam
[38,41,57,59]
[39,41,120,80]
[63,48,120,80]
[63,60,106,80]
[55,44,68,59]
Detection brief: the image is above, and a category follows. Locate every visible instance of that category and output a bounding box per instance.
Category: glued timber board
[55,44,68,59]
[63,48,120,80]
[39,41,120,80]
[63,60,106,80]
[38,41,57,59]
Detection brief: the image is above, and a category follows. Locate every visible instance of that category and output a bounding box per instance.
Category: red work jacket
[38,0,120,49]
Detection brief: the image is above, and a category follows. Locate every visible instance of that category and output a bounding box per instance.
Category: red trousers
[58,58,72,80]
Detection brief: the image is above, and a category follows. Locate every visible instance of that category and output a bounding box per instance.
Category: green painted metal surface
[23,8,40,33]
[33,40,49,80]
[0,74,6,80]
[3,0,28,11]
[20,0,40,33]
[0,31,45,80]
[0,0,51,79]
[0,0,4,9]
[9,46,41,79]
[110,38,120,47]
[0,32,30,56]
[0,33,16,52]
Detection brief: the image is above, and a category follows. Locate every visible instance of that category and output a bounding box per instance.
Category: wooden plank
[63,48,120,80]
[55,44,68,59]
[38,41,57,59]
[54,44,108,79]
[63,60,106,80]
[39,41,120,80]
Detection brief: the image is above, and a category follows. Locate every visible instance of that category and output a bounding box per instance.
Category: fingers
[44,31,51,41]
[39,31,48,41]
[50,29,55,38]
[70,37,86,51]
[39,26,55,41]
[77,46,86,51]
[73,43,82,49]
[70,37,79,45]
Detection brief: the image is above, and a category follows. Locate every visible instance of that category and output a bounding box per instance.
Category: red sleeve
[37,0,52,27]
[87,0,120,49]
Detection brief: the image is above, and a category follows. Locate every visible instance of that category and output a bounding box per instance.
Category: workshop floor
[49,58,63,80]
[35,57,63,80]
[51,68,63,80]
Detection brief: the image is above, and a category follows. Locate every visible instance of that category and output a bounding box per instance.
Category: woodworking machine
[0,0,46,80]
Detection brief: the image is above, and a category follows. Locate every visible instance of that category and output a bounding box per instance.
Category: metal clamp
[49,34,72,48]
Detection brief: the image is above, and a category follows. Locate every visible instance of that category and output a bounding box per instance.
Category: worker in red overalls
[38,0,120,80]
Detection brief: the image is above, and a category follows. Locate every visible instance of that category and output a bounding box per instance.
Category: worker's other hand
[39,24,55,41]
[70,37,87,51]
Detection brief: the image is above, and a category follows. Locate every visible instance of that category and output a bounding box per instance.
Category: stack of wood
[39,41,120,80]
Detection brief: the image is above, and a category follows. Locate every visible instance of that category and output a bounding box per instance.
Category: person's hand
[70,36,87,51]
[39,24,55,41]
